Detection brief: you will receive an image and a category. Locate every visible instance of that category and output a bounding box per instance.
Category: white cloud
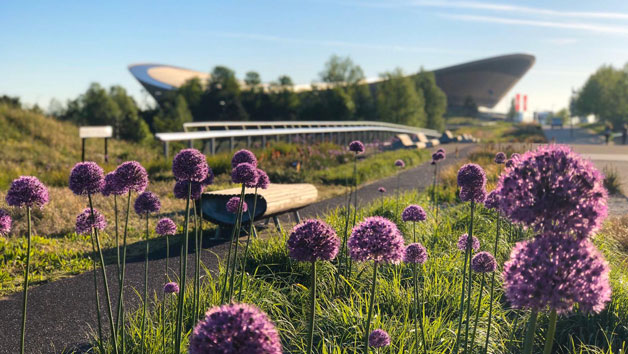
[544,38,579,45]
[440,13,628,36]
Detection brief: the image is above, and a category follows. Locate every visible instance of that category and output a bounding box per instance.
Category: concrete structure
[129,53,534,110]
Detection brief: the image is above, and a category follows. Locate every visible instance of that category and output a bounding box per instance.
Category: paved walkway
[0,143,476,354]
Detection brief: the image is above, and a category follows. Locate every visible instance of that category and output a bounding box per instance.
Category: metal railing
[156,123,441,157]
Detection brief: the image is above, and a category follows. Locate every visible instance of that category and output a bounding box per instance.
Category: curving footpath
[0,144,476,354]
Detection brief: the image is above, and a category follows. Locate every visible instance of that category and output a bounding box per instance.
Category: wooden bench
[200,183,318,236]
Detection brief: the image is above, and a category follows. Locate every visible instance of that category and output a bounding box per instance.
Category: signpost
[79,126,113,162]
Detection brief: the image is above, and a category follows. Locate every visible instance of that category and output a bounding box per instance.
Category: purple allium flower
[503,235,611,314]
[201,168,215,186]
[69,162,104,195]
[394,159,405,168]
[457,233,480,252]
[505,153,521,168]
[348,216,405,264]
[404,243,428,264]
[226,197,248,214]
[231,149,258,168]
[368,329,391,348]
[188,303,282,354]
[173,180,204,200]
[378,187,386,193]
[6,176,49,208]
[156,218,177,236]
[255,169,270,189]
[114,161,149,194]
[460,187,486,204]
[172,148,209,182]
[494,152,507,164]
[75,208,107,235]
[102,172,125,197]
[484,190,500,210]
[287,219,340,262]
[432,151,445,162]
[164,282,180,294]
[471,251,497,273]
[457,163,486,191]
[0,209,12,236]
[496,145,608,239]
[134,191,161,215]
[437,148,446,157]
[402,205,427,222]
[232,162,259,187]
[349,140,365,154]
[430,160,436,165]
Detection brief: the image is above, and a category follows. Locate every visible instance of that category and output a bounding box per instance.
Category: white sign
[79,126,113,139]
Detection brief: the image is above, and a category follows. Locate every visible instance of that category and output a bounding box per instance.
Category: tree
[244,71,262,87]
[177,78,204,120]
[109,85,152,142]
[200,66,248,121]
[267,75,299,120]
[506,98,517,121]
[351,84,376,121]
[553,108,570,124]
[375,69,425,127]
[573,64,628,127]
[319,55,365,85]
[153,95,193,132]
[414,69,446,130]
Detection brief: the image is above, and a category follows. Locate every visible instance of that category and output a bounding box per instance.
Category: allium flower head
[173,180,204,200]
[402,205,427,222]
[6,176,49,208]
[394,159,405,168]
[114,161,148,194]
[496,144,608,239]
[460,187,486,203]
[0,209,12,236]
[368,329,391,348]
[457,163,486,190]
[69,162,104,195]
[226,197,248,214]
[349,140,365,154]
[231,149,258,168]
[471,251,497,273]
[404,243,428,264]
[378,187,386,193]
[102,172,125,196]
[457,233,480,252]
[348,216,405,264]
[287,219,340,262]
[505,153,521,168]
[494,152,507,164]
[255,169,270,189]
[188,303,282,354]
[202,168,215,186]
[484,190,500,210]
[164,282,180,294]
[432,150,445,161]
[503,235,611,314]
[232,162,259,187]
[156,218,177,236]
[134,191,161,215]
[75,208,107,235]
[172,148,209,182]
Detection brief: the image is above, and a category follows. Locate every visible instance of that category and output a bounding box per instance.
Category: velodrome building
[129,53,535,111]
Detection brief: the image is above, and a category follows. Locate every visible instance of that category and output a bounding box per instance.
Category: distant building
[129,53,535,112]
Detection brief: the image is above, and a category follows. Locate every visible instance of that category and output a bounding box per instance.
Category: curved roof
[432,53,535,108]
[129,53,535,108]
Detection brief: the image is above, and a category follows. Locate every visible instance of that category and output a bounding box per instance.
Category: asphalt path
[0,143,476,354]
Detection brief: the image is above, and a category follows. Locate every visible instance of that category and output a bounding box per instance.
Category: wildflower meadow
[2,141,627,354]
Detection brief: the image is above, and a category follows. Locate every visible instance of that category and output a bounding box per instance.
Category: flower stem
[174,183,192,354]
[238,187,259,302]
[337,182,352,295]
[348,156,358,282]
[364,263,379,351]
[522,310,539,354]
[19,207,32,354]
[228,185,246,302]
[543,310,557,354]
[90,231,104,352]
[88,194,119,354]
[414,264,427,354]
[116,190,132,350]
[469,273,485,352]
[307,261,317,354]
[114,195,120,282]
[463,202,476,350]
[453,201,474,354]
[484,212,500,353]
[192,203,199,319]
[141,214,149,353]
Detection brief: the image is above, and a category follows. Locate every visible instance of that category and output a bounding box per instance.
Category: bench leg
[252,225,258,238]
[213,226,221,240]
[293,211,302,224]
[264,218,271,225]
[272,216,282,233]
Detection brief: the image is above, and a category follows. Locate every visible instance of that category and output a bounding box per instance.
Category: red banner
[515,94,521,112]
[523,95,527,111]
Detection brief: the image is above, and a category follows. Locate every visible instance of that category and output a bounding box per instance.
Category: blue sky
[1,0,628,113]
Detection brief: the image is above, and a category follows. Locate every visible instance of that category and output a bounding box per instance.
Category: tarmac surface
[0,143,476,354]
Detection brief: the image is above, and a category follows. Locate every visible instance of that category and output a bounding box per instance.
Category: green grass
[451,120,547,144]
[97,189,628,353]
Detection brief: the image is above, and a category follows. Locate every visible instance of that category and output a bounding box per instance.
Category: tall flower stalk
[287,219,340,354]
[156,218,177,352]
[469,251,497,352]
[6,176,48,354]
[430,149,445,215]
[348,216,404,351]
[404,243,428,354]
[171,149,209,354]
[394,159,405,217]
[347,141,364,283]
